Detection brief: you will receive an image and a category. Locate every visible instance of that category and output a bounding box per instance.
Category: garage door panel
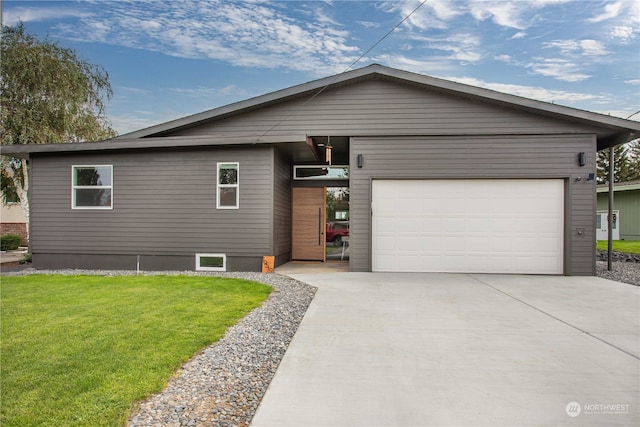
[372,179,564,274]
[443,218,467,232]
[374,217,397,232]
[398,218,420,232]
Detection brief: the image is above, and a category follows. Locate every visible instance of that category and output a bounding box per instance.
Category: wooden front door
[292,187,326,261]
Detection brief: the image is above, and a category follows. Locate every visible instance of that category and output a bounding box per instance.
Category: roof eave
[0,133,307,158]
[116,64,640,143]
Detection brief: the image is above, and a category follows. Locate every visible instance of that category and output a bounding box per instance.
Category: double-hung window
[72,165,113,209]
[217,162,239,209]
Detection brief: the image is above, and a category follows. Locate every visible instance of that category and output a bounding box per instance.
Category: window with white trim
[196,253,226,271]
[217,162,239,209]
[72,165,113,209]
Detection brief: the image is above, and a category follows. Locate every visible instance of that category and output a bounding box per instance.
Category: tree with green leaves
[596,142,638,184]
[1,23,116,235]
[628,140,640,180]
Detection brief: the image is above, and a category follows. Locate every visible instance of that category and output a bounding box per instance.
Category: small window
[293,165,348,180]
[217,162,239,209]
[196,253,226,271]
[72,165,113,209]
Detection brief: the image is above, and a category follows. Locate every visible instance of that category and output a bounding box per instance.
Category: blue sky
[3,0,640,135]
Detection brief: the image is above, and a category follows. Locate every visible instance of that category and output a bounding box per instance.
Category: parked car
[326,221,349,246]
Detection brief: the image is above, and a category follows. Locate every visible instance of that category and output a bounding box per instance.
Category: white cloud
[372,53,457,75]
[52,0,361,75]
[610,25,637,42]
[357,21,380,28]
[625,79,640,85]
[2,6,93,25]
[441,76,604,104]
[544,39,610,56]
[587,0,625,22]
[579,39,610,56]
[588,1,640,43]
[380,0,463,30]
[410,34,483,63]
[493,52,591,82]
[467,0,572,29]
[381,0,573,35]
[511,31,527,39]
[528,58,591,82]
[469,1,526,29]
[495,54,517,65]
[523,38,611,81]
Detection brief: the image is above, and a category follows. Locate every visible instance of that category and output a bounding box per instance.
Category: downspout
[607,145,614,271]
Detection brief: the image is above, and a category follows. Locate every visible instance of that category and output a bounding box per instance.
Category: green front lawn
[596,240,640,254]
[0,274,272,427]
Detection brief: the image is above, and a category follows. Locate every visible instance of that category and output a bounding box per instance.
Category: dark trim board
[32,253,270,272]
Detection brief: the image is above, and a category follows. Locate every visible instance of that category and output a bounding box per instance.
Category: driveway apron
[251,273,639,427]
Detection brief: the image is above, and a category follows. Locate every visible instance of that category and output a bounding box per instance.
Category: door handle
[319,207,323,245]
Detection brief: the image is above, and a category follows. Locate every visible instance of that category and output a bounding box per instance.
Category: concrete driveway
[251,273,639,427]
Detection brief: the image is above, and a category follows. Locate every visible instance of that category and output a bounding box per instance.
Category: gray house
[2,65,639,275]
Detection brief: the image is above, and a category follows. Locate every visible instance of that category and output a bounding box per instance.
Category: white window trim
[71,165,113,210]
[196,253,227,271]
[217,162,239,209]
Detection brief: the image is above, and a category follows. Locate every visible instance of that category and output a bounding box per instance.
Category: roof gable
[117,64,640,148]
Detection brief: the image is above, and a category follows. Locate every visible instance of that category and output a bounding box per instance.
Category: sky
[3,0,640,135]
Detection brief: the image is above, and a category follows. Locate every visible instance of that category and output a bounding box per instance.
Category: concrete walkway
[252,273,639,427]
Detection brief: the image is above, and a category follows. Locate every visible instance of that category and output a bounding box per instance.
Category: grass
[596,240,640,254]
[0,274,272,427]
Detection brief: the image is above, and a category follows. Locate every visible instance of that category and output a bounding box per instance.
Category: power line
[304,0,428,105]
[344,0,428,74]
[257,0,429,142]
[625,110,640,120]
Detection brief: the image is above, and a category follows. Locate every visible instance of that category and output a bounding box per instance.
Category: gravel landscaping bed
[596,261,640,286]
[2,269,316,427]
[3,263,636,426]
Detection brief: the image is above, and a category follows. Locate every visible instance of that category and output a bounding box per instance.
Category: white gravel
[596,261,640,286]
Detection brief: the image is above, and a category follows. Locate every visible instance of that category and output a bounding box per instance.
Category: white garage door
[372,180,564,274]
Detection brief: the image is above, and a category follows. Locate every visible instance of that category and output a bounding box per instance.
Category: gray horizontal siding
[30,146,275,263]
[350,135,597,275]
[273,148,292,262]
[171,79,603,138]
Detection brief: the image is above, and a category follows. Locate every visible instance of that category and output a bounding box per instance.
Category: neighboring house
[2,65,640,275]
[0,191,28,245]
[596,181,640,241]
